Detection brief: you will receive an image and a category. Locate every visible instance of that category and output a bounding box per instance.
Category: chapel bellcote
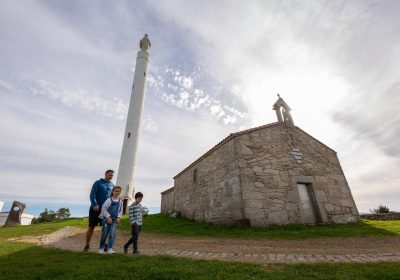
[272,94,294,125]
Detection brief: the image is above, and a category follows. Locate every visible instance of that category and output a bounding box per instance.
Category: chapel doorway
[297,183,320,224]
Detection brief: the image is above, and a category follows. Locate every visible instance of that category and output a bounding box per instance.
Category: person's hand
[107,217,112,224]
[116,218,120,224]
[93,206,99,211]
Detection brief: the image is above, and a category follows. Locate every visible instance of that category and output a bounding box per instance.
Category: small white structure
[0,200,34,226]
[0,212,34,226]
[116,34,151,211]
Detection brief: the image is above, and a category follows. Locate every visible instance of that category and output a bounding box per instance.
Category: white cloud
[25,79,129,121]
[142,117,158,133]
[148,65,247,125]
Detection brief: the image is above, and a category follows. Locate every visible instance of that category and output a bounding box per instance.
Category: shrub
[370,205,390,214]
[142,206,149,217]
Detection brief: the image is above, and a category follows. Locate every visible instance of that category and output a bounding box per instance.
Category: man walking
[83,170,115,252]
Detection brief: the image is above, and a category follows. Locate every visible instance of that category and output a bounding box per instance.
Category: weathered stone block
[315,191,328,202]
[315,176,328,183]
[279,170,289,178]
[246,199,264,209]
[266,192,284,199]
[332,214,357,224]
[244,208,265,219]
[239,143,254,156]
[253,166,263,173]
[243,191,265,200]
[269,206,284,213]
[263,199,274,209]
[341,199,355,208]
[236,160,246,169]
[267,211,289,224]
[287,191,299,203]
[264,169,280,175]
[250,218,265,227]
[278,181,288,187]
[286,204,298,214]
[324,203,334,212]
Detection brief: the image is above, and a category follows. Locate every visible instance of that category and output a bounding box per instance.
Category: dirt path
[12,226,400,264]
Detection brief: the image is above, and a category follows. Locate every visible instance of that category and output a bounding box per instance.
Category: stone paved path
[14,226,400,264]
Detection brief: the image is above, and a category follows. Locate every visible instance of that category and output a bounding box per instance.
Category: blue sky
[1,0,399,217]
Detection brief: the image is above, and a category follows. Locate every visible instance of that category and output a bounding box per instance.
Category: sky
[0,0,399,217]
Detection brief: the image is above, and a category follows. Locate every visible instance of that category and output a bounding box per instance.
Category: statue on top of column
[139,34,151,52]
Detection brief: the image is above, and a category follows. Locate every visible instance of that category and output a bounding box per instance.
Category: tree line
[32,207,71,224]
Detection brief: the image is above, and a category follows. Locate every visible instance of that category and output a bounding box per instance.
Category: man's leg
[84,226,94,250]
[84,207,98,251]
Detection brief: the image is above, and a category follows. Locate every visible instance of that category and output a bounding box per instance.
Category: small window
[193,168,198,184]
[127,132,131,138]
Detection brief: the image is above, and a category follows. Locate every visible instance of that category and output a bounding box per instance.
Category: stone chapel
[161,96,359,226]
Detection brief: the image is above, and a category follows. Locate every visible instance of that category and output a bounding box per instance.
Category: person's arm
[100,199,111,220]
[128,204,135,224]
[115,200,123,224]
[117,200,123,218]
[89,182,98,209]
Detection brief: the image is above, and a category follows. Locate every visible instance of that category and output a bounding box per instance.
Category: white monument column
[117,34,151,212]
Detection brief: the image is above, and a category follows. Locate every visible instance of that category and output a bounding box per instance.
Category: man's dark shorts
[88,207,102,227]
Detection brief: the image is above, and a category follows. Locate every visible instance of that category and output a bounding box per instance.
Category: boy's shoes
[83,245,90,252]
[106,249,115,254]
[123,244,128,253]
[132,250,140,254]
[98,248,105,254]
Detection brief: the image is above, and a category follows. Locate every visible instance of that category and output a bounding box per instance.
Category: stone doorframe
[291,176,328,224]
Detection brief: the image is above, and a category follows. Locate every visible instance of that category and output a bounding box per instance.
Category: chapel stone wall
[236,123,359,226]
[173,140,244,224]
[161,187,175,214]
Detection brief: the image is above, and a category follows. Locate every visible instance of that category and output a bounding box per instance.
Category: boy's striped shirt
[129,202,143,225]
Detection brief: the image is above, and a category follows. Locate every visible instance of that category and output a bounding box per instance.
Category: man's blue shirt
[90,178,114,208]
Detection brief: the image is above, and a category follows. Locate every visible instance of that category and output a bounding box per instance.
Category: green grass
[0,218,86,240]
[1,241,400,280]
[1,215,398,241]
[117,214,400,239]
[0,216,399,279]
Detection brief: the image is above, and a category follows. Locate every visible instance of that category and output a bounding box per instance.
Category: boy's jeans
[99,219,117,249]
[125,222,141,251]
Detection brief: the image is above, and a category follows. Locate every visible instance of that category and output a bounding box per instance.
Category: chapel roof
[174,122,337,179]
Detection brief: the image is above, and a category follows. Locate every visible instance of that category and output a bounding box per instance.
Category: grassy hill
[0,215,399,279]
[126,214,400,239]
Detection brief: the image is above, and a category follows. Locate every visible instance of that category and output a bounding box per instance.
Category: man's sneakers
[132,250,140,254]
[83,245,90,252]
[106,249,116,254]
[98,248,105,254]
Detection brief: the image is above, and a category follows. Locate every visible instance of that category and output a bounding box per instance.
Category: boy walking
[123,192,143,254]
